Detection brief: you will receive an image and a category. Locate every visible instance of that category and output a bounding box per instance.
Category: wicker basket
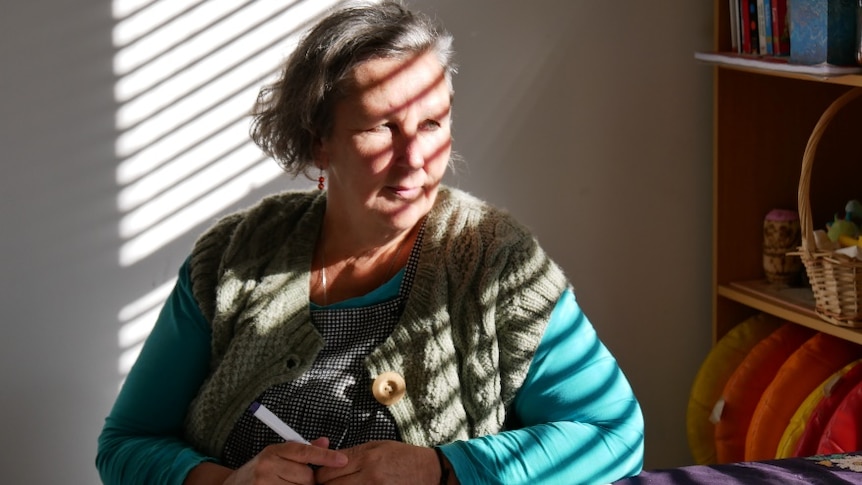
[797,87,862,328]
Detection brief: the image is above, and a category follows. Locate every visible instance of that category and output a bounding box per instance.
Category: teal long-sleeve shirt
[97,260,644,485]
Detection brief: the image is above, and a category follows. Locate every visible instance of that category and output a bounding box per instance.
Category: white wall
[0,1,713,483]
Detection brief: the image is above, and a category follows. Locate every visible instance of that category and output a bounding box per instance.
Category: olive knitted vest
[182,186,569,458]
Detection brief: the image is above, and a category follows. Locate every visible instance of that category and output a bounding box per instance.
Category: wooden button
[372,371,406,406]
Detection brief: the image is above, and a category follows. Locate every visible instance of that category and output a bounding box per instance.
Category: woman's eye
[420,120,441,131]
[369,123,395,133]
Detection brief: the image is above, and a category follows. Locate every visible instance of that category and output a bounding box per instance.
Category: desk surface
[613,453,862,484]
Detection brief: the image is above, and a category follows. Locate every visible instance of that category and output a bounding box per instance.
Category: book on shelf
[732,0,834,59]
[758,0,774,56]
[732,0,788,57]
[770,0,789,56]
[740,0,759,54]
[729,0,741,52]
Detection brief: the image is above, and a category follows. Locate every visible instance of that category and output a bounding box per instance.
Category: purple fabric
[613,453,862,485]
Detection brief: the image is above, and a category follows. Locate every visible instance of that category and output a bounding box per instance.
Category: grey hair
[249,0,458,178]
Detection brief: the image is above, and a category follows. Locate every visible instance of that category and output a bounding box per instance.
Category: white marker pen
[249,401,310,445]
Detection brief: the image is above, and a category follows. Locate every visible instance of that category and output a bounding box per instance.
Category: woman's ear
[312,137,329,170]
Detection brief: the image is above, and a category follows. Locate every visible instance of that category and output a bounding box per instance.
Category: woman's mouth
[390,186,422,199]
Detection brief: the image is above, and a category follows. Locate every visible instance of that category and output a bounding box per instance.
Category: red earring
[318,169,325,190]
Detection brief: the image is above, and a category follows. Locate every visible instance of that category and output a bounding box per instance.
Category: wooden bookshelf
[709,2,862,346]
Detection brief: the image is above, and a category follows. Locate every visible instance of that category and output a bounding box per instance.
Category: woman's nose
[395,133,425,168]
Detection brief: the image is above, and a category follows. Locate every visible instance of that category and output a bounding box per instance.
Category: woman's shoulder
[190,190,323,272]
[437,185,493,211]
[435,186,535,240]
[196,190,323,244]
[238,190,323,223]
[188,190,323,318]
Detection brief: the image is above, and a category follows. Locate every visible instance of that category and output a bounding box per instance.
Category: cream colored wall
[0,1,712,482]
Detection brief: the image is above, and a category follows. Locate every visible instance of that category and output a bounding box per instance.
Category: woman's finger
[271,440,348,469]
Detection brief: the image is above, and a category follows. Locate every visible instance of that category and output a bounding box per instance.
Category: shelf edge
[695,51,862,87]
[718,282,862,345]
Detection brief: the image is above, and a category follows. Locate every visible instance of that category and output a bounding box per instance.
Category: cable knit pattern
[183,186,568,458]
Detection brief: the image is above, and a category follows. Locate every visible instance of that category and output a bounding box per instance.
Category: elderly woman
[96,2,644,484]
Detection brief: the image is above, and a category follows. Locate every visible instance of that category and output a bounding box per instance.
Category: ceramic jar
[763,209,803,285]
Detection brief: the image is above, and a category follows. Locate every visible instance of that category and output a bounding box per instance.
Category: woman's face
[316,51,452,233]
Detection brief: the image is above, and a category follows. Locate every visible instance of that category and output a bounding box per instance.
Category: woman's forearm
[183,462,233,485]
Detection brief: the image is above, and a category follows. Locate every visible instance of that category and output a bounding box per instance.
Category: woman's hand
[222,437,348,485]
[314,441,442,485]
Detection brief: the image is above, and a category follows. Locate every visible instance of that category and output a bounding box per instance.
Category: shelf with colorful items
[720,201,862,347]
[720,83,862,346]
[699,0,862,84]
